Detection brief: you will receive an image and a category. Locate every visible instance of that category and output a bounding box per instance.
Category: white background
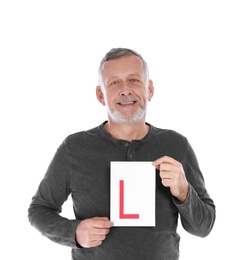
[1,0,244,259]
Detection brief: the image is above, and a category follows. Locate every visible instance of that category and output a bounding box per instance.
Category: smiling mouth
[118,101,137,105]
[116,97,139,105]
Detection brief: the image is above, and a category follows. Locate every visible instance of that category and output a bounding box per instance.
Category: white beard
[107,104,146,125]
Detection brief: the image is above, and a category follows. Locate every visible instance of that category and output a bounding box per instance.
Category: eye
[110,80,119,85]
[130,79,140,83]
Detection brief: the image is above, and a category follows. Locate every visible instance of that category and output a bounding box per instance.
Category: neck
[104,120,149,142]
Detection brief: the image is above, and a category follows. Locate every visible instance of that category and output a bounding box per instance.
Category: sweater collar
[98,121,154,144]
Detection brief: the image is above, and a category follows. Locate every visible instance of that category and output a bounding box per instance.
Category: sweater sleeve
[28,138,81,247]
[173,141,216,237]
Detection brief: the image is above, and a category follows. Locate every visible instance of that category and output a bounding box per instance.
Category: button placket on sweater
[124,141,136,160]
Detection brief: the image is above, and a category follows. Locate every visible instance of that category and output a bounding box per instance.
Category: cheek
[139,90,149,102]
[105,89,118,102]
[103,93,115,107]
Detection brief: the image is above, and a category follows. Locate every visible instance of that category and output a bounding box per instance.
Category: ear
[147,80,154,101]
[96,86,106,106]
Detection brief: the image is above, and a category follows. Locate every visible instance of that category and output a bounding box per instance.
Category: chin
[109,107,146,125]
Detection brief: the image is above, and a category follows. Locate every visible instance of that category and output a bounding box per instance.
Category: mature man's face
[97,55,154,125]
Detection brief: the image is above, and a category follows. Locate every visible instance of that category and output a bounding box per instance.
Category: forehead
[101,55,145,77]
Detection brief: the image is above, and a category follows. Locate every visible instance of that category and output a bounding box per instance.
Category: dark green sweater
[28,122,215,260]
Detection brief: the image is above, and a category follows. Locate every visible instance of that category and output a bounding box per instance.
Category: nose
[119,82,132,96]
[120,89,132,96]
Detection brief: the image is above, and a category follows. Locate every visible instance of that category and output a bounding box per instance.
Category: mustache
[115,97,139,103]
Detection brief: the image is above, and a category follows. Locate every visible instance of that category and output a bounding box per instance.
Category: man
[28,48,215,259]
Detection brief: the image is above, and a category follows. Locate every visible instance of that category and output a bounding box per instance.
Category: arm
[152,142,216,237]
[173,183,215,237]
[28,139,81,247]
[175,142,216,237]
[28,138,113,248]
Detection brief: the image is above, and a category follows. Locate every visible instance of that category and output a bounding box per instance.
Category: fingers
[152,156,178,168]
[159,162,181,179]
[76,217,114,248]
[152,155,184,182]
[152,156,188,203]
[152,156,182,176]
[92,217,114,228]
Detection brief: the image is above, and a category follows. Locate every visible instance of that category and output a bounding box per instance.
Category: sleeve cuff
[172,184,192,207]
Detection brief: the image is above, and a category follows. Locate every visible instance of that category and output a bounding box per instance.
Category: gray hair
[98,48,150,86]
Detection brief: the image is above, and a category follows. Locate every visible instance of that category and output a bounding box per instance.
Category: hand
[76,217,114,248]
[152,156,189,203]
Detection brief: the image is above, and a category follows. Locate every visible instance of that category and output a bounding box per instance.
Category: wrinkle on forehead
[100,55,147,86]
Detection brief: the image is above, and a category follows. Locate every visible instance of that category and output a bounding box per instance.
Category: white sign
[110,161,155,226]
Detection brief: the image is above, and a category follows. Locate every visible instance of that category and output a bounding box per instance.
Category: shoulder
[150,125,191,163]
[63,125,101,147]
[152,125,188,144]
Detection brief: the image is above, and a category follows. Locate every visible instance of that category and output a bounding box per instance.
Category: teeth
[120,102,134,105]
